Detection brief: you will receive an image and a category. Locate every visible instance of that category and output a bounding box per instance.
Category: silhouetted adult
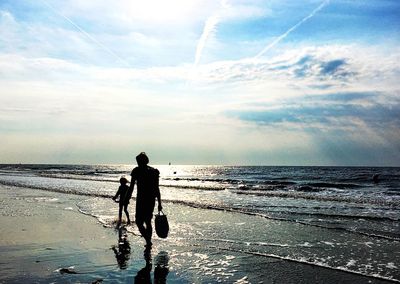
[130,152,162,248]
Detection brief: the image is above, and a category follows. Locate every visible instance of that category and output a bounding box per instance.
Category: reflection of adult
[134,251,169,284]
[130,152,162,248]
[154,251,169,284]
[134,261,152,284]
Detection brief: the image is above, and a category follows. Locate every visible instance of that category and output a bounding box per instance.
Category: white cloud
[2,43,399,98]
[1,2,399,165]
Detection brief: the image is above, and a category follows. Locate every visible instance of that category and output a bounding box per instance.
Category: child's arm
[112,187,121,200]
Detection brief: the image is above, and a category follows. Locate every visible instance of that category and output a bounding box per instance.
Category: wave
[264,209,399,222]
[164,177,238,183]
[2,175,398,210]
[5,173,230,191]
[0,179,112,199]
[230,189,400,207]
[36,171,358,190]
[302,182,362,189]
[257,204,380,210]
[191,244,400,283]
[164,177,362,190]
[39,174,119,183]
[197,238,307,248]
[161,184,226,191]
[35,174,364,193]
[158,199,400,241]
[164,176,297,186]
[2,166,393,197]
[1,178,399,241]
[1,176,398,211]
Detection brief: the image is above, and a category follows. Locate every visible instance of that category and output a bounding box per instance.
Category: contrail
[254,0,330,59]
[41,0,131,68]
[194,0,229,67]
[194,15,220,67]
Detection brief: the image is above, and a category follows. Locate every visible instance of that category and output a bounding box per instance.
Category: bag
[155,211,169,238]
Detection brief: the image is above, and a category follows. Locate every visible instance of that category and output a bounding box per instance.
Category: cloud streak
[194,0,231,66]
[254,0,330,59]
[40,0,132,68]
[194,15,220,66]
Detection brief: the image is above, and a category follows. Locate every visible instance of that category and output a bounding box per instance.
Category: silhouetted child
[112,177,132,226]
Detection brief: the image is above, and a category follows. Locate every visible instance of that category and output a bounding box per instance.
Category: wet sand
[0,184,398,283]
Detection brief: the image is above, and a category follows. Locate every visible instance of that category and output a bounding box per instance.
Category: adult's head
[136,152,149,167]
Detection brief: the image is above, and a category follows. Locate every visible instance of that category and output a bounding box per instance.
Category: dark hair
[136,152,149,166]
[120,177,128,184]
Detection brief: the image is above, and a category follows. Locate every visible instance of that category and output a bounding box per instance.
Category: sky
[0,0,399,166]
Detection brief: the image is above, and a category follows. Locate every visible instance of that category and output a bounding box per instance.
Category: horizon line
[1,163,399,168]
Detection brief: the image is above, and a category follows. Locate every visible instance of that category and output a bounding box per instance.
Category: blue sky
[1,0,399,165]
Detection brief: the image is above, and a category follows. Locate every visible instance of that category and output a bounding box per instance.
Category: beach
[1,172,399,283]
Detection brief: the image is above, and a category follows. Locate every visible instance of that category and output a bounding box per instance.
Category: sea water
[0,164,399,282]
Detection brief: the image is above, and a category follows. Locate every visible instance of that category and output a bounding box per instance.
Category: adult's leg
[136,216,152,246]
[136,217,148,241]
[144,218,153,247]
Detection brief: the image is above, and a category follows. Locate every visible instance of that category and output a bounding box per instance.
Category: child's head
[119,177,128,185]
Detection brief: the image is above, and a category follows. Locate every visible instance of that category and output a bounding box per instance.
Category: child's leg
[124,204,131,224]
[118,205,123,224]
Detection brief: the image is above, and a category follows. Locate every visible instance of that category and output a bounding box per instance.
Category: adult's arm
[127,168,137,204]
[129,171,135,194]
[155,169,162,211]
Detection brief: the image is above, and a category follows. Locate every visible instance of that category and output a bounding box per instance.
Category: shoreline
[0,184,398,283]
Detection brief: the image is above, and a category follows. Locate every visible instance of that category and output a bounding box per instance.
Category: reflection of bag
[155,211,169,238]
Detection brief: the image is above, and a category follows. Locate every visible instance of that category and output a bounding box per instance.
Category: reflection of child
[112,177,132,225]
[111,227,131,269]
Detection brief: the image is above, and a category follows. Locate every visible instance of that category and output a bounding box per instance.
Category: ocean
[0,164,399,282]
